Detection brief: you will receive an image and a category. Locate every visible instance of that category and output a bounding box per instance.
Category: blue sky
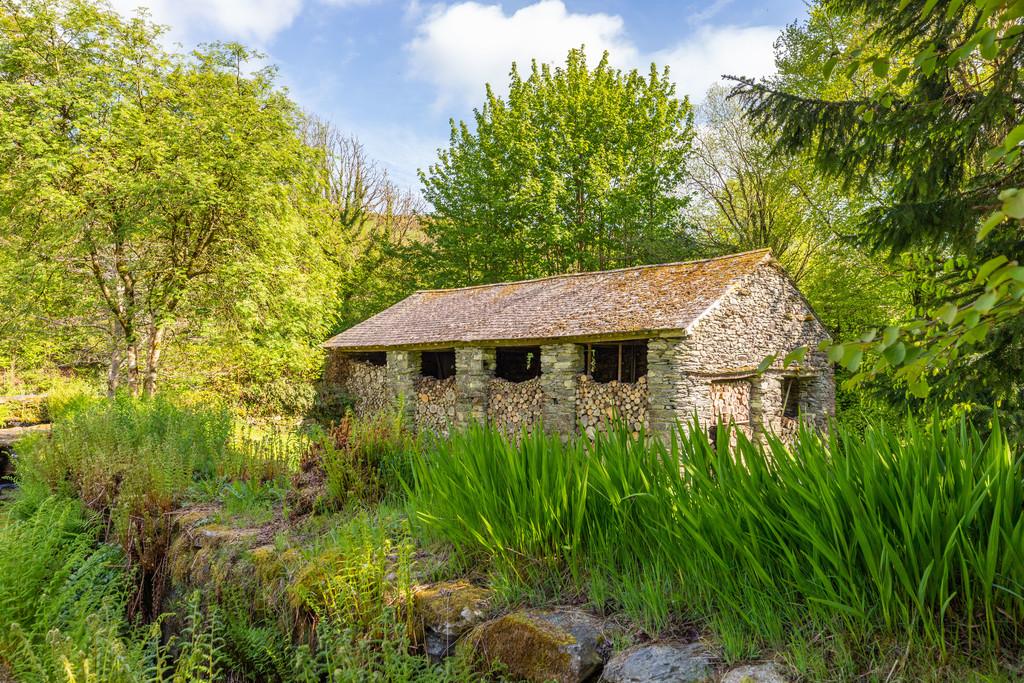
[109,0,810,191]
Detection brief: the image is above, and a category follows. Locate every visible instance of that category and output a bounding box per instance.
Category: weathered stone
[413,580,493,659]
[387,350,421,423]
[720,662,789,683]
[540,344,584,435]
[601,642,711,683]
[455,347,495,428]
[467,609,607,683]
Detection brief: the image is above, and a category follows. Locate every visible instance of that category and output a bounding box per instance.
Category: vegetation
[409,421,1023,664]
[3,0,1024,680]
[416,48,696,285]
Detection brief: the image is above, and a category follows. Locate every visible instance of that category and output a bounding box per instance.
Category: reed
[407,417,1024,652]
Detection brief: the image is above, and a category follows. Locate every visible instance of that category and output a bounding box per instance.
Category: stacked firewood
[575,374,649,437]
[414,376,456,434]
[486,377,544,435]
[337,360,389,415]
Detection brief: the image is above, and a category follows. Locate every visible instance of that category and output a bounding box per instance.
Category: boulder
[467,609,607,683]
[721,663,789,683]
[601,642,711,683]
[412,580,493,659]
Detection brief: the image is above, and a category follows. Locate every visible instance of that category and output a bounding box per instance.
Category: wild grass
[408,418,1024,666]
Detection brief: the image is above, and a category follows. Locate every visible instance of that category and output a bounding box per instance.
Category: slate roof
[324,249,774,351]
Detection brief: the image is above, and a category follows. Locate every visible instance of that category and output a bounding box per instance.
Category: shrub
[316,411,420,509]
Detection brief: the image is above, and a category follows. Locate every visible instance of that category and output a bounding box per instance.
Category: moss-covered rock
[412,580,493,659]
[466,609,607,683]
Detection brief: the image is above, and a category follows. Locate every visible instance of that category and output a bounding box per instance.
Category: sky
[107,0,811,191]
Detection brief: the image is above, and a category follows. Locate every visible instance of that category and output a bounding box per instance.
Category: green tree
[732,0,1024,421]
[0,0,311,396]
[418,48,696,286]
[301,117,423,332]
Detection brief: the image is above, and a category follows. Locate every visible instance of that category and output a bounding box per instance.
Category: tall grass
[408,419,1024,654]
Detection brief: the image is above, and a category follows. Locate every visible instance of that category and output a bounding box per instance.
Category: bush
[316,411,420,509]
[408,419,1024,654]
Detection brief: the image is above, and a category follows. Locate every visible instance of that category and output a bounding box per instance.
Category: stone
[720,663,789,683]
[467,609,607,683]
[412,580,493,659]
[600,642,711,683]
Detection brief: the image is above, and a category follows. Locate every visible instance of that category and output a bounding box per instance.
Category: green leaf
[826,344,845,363]
[842,346,863,372]
[1003,189,1024,219]
[908,378,930,398]
[783,346,808,367]
[822,56,839,80]
[963,321,991,344]
[883,341,906,365]
[881,326,900,348]
[872,57,890,77]
[860,328,878,343]
[976,255,1008,283]
[936,302,958,326]
[756,354,776,373]
[964,310,980,328]
[977,211,1006,241]
[1005,123,1024,151]
[980,28,998,59]
[974,290,998,313]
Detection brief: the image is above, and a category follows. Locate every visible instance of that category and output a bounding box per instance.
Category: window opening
[495,346,542,382]
[349,351,386,366]
[421,350,456,379]
[584,340,648,383]
[782,378,801,419]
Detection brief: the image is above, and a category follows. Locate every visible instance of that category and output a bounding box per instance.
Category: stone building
[323,249,834,441]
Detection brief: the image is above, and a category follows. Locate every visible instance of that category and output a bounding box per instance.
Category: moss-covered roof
[324,249,774,351]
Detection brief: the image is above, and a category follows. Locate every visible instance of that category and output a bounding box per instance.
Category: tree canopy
[417,48,696,286]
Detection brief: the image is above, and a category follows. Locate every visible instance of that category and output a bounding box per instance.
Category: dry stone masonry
[323,250,835,443]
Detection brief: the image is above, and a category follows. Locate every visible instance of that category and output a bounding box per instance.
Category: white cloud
[109,0,304,46]
[652,24,779,102]
[406,1,779,108]
[407,0,636,109]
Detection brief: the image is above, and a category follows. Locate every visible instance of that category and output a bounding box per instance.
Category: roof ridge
[413,248,773,295]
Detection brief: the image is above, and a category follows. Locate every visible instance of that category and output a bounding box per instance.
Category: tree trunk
[142,324,165,398]
[107,317,121,398]
[124,325,141,397]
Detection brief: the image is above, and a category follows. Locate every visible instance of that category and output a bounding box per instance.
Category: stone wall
[455,347,496,428]
[414,376,456,434]
[690,262,834,437]
[576,375,649,437]
[486,377,544,436]
[647,262,834,441]
[386,350,421,424]
[539,343,584,435]
[325,352,390,416]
